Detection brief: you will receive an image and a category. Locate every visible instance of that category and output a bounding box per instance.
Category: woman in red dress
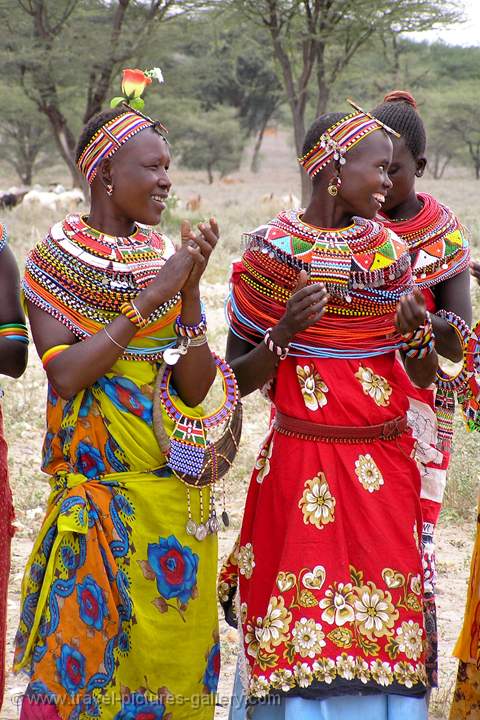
[222,105,438,719]
[372,91,472,689]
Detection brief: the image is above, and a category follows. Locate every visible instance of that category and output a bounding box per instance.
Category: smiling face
[333,130,393,220]
[105,127,171,226]
[381,135,426,213]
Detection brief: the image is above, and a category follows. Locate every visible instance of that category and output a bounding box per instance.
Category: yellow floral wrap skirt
[14,359,219,720]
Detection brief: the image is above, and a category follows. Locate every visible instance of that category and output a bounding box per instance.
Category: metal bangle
[189,334,208,347]
[104,327,126,350]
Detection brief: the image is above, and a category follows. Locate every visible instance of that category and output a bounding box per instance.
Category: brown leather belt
[273,410,408,444]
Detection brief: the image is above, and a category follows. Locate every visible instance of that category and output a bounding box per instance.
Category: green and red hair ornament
[77,67,167,184]
[110,67,164,112]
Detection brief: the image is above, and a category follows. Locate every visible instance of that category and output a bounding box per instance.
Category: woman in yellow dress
[14,71,221,720]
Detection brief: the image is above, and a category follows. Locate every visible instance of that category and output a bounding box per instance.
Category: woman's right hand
[274,270,329,343]
[147,245,194,305]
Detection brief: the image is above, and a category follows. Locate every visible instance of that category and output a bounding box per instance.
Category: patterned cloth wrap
[382,193,470,687]
[15,217,219,720]
[221,211,429,706]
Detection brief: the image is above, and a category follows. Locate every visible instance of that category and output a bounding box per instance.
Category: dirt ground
[1,129,480,719]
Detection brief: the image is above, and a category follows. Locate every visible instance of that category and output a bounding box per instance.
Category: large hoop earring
[327,176,341,197]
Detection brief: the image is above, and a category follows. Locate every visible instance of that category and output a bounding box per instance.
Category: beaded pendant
[153,353,242,540]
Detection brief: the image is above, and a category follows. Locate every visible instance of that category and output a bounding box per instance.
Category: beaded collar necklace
[381,193,470,288]
[23,214,180,360]
[228,211,413,359]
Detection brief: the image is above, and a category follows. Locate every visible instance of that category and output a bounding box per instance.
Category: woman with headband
[221,103,437,719]
[14,70,221,720]
[372,91,472,694]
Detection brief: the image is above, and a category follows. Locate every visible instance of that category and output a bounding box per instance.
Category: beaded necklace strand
[24,214,180,361]
[381,193,470,288]
[229,211,413,359]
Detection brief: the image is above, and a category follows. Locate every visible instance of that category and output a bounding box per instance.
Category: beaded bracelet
[0,323,29,344]
[120,301,148,329]
[41,344,71,369]
[175,312,207,339]
[401,311,435,359]
[189,334,208,347]
[264,327,290,360]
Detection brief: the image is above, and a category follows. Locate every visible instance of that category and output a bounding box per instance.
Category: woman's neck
[384,190,423,222]
[302,196,353,230]
[85,206,136,237]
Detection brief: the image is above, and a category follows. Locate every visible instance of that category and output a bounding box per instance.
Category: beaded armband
[41,344,71,369]
[175,312,207,339]
[120,301,148,329]
[264,327,290,360]
[0,323,29,345]
[0,224,7,255]
[402,311,435,359]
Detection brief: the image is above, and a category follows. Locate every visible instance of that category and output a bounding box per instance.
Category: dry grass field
[0,130,479,719]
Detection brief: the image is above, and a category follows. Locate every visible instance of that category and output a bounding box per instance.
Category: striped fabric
[77,111,154,184]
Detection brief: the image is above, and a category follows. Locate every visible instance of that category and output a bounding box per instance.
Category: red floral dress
[224,211,428,703]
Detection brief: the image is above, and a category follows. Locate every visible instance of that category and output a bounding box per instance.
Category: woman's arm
[31,221,219,405]
[395,290,438,388]
[0,246,28,378]
[30,245,196,400]
[171,220,218,406]
[226,271,329,397]
[432,268,472,362]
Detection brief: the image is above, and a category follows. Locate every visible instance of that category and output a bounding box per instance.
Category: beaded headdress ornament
[77,67,167,184]
[298,98,400,179]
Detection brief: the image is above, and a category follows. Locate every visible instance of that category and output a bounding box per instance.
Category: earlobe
[415,157,427,178]
[99,158,113,193]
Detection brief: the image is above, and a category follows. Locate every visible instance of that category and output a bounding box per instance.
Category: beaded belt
[273,410,408,444]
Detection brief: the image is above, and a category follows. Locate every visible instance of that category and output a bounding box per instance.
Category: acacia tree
[152,8,283,172]
[0,88,53,185]
[168,103,245,184]
[448,100,480,179]
[0,0,177,187]
[232,0,462,202]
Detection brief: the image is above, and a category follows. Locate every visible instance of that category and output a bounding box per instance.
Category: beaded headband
[77,110,157,184]
[298,98,400,179]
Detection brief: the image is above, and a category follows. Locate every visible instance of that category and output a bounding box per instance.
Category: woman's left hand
[180,217,219,295]
[394,288,427,335]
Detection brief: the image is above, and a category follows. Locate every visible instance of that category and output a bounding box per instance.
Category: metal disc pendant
[222,510,230,527]
[195,523,208,541]
[186,519,197,536]
[209,516,220,534]
[163,348,181,366]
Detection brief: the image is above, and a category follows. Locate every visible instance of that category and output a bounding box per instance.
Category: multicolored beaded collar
[228,210,413,359]
[23,214,180,361]
[381,193,470,288]
[298,100,400,179]
[77,110,157,184]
